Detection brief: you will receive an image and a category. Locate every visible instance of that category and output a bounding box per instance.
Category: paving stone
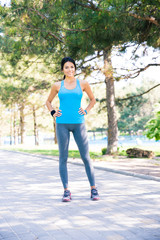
[18,233,38,240]
[0,230,18,239]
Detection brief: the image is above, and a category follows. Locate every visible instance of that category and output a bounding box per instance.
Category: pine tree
[0,0,159,152]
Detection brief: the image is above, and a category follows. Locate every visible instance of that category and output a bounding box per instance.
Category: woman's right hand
[54,109,62,118]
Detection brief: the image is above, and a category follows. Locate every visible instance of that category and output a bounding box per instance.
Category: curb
[2,149,160,183]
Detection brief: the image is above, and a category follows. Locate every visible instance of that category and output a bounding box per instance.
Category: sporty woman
[46,57,99,202]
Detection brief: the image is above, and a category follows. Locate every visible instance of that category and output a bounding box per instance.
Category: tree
[117,92,148,133]
[0,73,50,143]
[0,103,11,145]
[63,0,159,153]
[0,23,53,144]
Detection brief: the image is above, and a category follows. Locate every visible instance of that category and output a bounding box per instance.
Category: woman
[46,57,99,202]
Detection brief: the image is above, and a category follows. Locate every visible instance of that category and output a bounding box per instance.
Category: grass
[0,145,101,159]
[1,144,160,160]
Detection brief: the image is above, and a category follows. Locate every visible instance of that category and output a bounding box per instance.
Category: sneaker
[62,190,71,202]
[91,188,100,201]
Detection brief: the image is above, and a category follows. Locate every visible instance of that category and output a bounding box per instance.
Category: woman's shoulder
[51,80,63,92]
[79,79,90,91]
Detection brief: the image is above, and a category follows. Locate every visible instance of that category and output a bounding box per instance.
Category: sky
[112,45,160,85]
[83,45,160,87]
[0,0,10,7]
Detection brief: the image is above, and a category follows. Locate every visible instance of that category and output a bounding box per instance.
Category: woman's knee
[59,156,68,165]
[81,156,92,166]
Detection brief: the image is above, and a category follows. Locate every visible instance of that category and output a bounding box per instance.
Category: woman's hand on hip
[54,109,62,117]
[78,107,87,115]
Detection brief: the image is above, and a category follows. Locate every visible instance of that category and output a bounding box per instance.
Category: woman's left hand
[78,107,87,115]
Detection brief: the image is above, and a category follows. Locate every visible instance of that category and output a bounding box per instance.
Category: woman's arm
[79,80,96,115]
[83,81,96,113]
[46,83,58,111]
[46,82,62,117]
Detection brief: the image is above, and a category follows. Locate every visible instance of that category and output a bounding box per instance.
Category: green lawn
[0,145,101,159]
[1,144,160,160]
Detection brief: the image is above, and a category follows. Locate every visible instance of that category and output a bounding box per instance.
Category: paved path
[0,150,160,240]
[92,156,160,181]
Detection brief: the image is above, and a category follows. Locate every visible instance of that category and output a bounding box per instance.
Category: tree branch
[22,24,64,43]
[90,81,105,85]
[73,0,101,11]
[73,1,159,27]
[117,84,160,101]
[120,63,160,79]
[129,13,159,27]
[46,32,64,43]
[28,7,91,32]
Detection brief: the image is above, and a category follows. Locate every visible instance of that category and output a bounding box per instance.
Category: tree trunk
[53,120,57,144]
[103,49,118,154]
[20,103,25,144]
[13,106,17,145]
[10,109,13,145]
[33,105,39,145]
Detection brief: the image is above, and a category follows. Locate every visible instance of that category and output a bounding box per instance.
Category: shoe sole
[62,194,72,202]
[92,198,99,201]
[91,197,100,201]
[62,199,71,202]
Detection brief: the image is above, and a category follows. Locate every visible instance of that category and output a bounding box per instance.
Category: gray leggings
[56,123,95,189]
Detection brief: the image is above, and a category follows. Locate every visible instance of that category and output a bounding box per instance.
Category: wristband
[84,110,87,115]
[50,110,56,116]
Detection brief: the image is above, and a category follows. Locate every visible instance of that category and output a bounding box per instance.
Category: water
[68,135,160,152]
[89,135,160,148]
[2,135,160,151]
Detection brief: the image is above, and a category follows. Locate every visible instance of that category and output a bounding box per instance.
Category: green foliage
[0,77,37,105]
[145,111,160,141]
[1,0,159,67]
[117,88,148,132]
[0,0,159,93]
[102,147,107,155]
[118,149,127,156]
[125,0,160,48]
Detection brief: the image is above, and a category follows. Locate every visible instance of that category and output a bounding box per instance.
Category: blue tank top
[56,79,85,124]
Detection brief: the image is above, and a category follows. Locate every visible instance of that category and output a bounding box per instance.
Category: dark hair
[61,57,76,79]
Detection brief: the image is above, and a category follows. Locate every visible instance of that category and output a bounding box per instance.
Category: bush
[119,150,127,156]
[102,148,107,155]
[145,111,160,141]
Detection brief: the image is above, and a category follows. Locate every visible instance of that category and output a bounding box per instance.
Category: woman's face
[62,61,76,78]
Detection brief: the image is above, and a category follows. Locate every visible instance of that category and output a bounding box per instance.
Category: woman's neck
[64,77,76,82]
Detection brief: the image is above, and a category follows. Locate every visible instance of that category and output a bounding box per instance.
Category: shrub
[102,148,107,155]
[145,111,160,141]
